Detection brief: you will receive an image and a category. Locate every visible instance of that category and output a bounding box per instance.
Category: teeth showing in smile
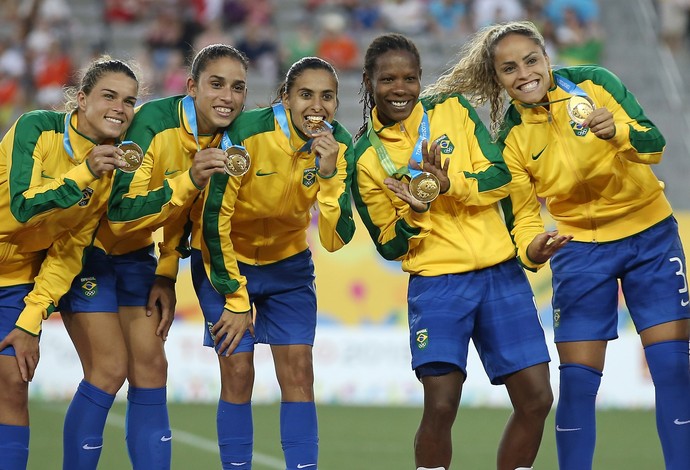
[216,107,232,114]
[391,101,409,108]
[306,115,323,122]
[105,117,123,124]
[518,80,539,93]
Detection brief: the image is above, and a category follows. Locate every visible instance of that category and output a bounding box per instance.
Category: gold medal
[224,146,251,176]
[117,141,144,173]
[566,95,595,125]
[409,172,440,204]
[302,119,332,137]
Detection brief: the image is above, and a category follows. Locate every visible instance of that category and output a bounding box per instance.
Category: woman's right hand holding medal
[384,176,428,212]
[190,147,228,188]
[414,139,450,194]
[87,145,125,177]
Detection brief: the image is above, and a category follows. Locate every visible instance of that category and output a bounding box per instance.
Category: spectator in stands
[379,0,428,36]
[316,12,359,73]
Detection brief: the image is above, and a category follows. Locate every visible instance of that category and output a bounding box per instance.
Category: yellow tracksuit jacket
[352,95,515,275]
[201,106,356,313]
[0,111,113,334]
[498,66,672,270]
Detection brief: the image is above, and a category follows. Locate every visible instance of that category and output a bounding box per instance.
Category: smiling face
[282,68,338,131]
[492,32,551,105]
[188,56,247,134]
[365,49,421,126]
[76,71,138,143]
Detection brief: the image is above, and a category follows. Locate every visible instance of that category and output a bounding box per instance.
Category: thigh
[59,248,118,314]
[0,355,28,425]
[621,217,690,332]
[550,242,620,342]
[61,311,127,374]
[474,260,550,385]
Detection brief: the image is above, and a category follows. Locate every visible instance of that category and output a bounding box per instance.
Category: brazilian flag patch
[302,167,317,187]
[81,277,98,297]
[434,134,454,154]
[416,328,429,349]
[570,122,590,137]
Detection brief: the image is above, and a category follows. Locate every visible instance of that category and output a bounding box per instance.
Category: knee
[92,356,128,393]
[517,387,553,420]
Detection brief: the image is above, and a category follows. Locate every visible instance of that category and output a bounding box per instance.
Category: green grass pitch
[28,401,662,469]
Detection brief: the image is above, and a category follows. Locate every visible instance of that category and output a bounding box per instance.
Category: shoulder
[554,65,623,90]
[16,109,64,133]
[126,95,184,148]
[229,107,276,142]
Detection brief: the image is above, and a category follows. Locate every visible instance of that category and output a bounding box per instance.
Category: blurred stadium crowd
[0,0,686,136]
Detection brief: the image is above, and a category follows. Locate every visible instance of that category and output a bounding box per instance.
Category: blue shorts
[0,284,35,356]
[551,216,690,342]
[408,258,550,385]
[59,245,157,314]
[191,248,317,354]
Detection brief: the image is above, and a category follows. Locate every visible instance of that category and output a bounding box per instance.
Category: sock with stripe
[126,386,171,470]
[217,400,253,470]
[555,363,602,470]
[644,340,690,470]
[63,380,115,469]
[280,402,318,470]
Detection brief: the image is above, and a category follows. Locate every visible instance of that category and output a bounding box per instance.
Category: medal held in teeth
[302,117,332,137]
[224,146,251,176]
[409,172,441,204]
[117,141,144,173]
[566,95,595,125]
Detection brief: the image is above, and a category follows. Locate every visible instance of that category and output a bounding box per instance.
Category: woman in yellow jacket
[352,33,553,470]
[195,56,355,470]
[59,44,248,470]
[436,20,690,470]
[0,57,139,470]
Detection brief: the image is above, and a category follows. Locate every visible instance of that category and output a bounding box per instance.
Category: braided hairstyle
[356,33,421,140]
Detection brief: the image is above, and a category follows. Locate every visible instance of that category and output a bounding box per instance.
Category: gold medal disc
[566,95,595,125]
[409,172,441,204]
[117,142,144,173]
[302,119,332,137]
[224,146,251,176]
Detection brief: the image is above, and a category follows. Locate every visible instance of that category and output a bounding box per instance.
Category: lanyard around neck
[366,108,429,180]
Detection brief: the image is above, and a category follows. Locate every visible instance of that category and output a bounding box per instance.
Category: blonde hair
[422,21,547,137]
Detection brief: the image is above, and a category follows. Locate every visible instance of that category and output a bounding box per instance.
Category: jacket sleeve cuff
[15,303,46,336]
[155,251,180,280]
[224,289,251,313]
[66,162,99,188]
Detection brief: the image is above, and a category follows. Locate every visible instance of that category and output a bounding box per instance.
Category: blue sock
[555,363,602,470]
[644,340,690,470]
[217,400,253,470]
[280,402,318,470]
[63,380,115,470]
[126,386,171,470]
[0,423,29,470]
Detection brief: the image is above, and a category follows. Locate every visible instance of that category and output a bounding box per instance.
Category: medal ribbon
[63,112,75,159]
[366,109,430,180]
